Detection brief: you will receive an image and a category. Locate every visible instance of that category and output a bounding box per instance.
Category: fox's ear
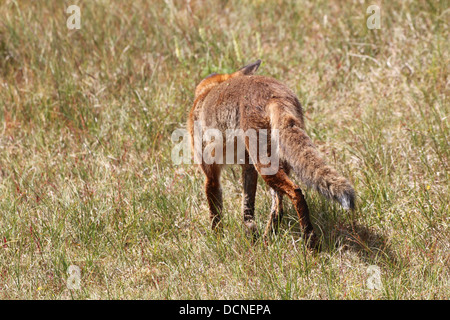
[238,59,261,75]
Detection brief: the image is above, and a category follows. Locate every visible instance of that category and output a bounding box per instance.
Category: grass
[0,0,448,299]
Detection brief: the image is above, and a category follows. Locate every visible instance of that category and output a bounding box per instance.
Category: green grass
[0,0,448,299]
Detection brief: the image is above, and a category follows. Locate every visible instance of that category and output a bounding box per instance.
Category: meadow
[0,0,448,299]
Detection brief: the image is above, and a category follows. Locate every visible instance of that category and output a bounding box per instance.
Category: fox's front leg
[242,164,259,239]
[202,164,223,230]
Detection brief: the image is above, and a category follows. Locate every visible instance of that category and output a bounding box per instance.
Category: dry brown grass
[0,0,448,299]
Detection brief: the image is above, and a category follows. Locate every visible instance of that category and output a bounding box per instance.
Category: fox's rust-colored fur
[188,60,355,249]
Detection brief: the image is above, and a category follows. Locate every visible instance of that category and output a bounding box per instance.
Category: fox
[187,60,355,249]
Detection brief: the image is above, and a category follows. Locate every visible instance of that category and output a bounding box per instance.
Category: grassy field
[0,0,448,299]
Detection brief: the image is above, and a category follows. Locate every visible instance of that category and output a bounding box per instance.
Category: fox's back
[191,75,304,132]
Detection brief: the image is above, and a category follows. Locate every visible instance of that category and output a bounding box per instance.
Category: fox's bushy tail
[269,102,355,210]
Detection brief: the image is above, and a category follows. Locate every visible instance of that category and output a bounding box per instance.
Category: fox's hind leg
[263,189,284,239]
[256,166,318,249]
[263,164,289,238]
[241,163,259,239]
[201,163,223,230]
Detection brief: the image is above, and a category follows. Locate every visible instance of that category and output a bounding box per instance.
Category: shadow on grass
[322,220,402,267]
[281,206,404,269]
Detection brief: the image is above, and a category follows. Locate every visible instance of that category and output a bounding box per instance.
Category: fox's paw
[244,220,259,242]
[211,218,223,234]
[304,232,321,252]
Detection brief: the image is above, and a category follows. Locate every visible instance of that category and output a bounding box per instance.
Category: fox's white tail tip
[338,192,355,210]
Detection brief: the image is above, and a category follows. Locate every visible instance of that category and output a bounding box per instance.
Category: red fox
[187,60,355,249]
